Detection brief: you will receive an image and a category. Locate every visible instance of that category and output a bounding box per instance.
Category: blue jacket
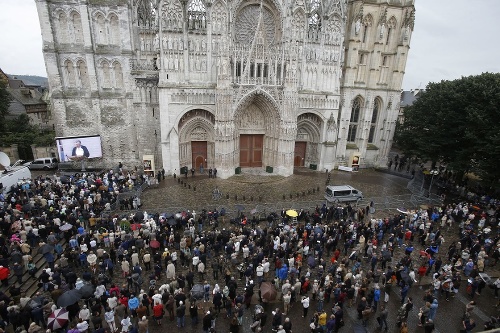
[128,297,139,310]
[428,299,438,320]
[374,289,381,302]
[278,264,288,280]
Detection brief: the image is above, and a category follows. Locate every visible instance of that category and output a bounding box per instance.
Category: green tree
[0,114,56,160]
[395,72,500,188]
[0,80,12,131]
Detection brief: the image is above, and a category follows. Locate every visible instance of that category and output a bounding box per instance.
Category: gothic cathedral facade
[36,0,415,178]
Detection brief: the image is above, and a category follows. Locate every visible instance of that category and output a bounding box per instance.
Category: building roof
[400,89,424,107]
[7,86,46,106]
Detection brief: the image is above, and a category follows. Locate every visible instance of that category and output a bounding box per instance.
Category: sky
[0,0,499,90]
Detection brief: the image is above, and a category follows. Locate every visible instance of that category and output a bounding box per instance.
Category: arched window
[70,12,84,44]
[362,14,372,44]
[56,12,68,44]
[369,98,381,143]
[109,14,120,46]
[95,14,107,44]
[113,61,123,88]
[187,0,206,30]
[211,1,227,34]
[77,60,89,88]
[308,13,321,40]
[64,60,76,87]
[386,16,397,45]
[101,60,111,88]
[348,97,362,142]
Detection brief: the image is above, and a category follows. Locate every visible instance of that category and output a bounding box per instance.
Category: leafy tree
[395,72,500,188]
[0,114,56,160]
[0,80,12,131]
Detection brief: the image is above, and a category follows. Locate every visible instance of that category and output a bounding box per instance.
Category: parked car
[26,157,58,170]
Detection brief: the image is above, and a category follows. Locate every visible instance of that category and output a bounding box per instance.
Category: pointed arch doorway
[234,91,281,169]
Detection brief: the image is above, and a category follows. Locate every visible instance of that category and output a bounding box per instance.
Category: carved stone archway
[233,90,281,168]
[178,109,215,168]
[296,112,322,165]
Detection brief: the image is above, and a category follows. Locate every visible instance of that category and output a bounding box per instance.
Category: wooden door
[240,134,263,167]
[191,141,207,169]
[294,141,306,166]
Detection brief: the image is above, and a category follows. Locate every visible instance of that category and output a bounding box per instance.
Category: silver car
[27,157,58,170]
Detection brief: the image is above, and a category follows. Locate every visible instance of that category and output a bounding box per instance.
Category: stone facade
[35,0,415,178]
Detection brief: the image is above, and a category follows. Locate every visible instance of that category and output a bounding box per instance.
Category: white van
[0,166,32,195]
[325,185,363,203]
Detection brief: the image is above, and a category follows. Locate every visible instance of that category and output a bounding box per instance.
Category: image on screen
[55,135,103,162]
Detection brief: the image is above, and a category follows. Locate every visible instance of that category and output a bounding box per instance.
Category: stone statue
[355,19,361,35]
[153,34,159,49]
[404,26,410,41]
[174,55,179,70]
[222,58,228,75]
[168,37,173,49]
[380,23,385,39]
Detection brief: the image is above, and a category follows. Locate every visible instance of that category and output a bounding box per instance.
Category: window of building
[187,0,206,30]
[348,98,362,142]
[368,98,380,143]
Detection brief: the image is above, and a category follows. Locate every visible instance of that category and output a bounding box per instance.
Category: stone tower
[35,0,415,178]
[340,0,415,168]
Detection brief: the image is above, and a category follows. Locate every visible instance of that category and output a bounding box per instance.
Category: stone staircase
[1,238,67,298]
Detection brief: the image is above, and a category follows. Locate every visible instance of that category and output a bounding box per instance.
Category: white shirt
[301,297,310,308]
[107,296,118,309]
[75,147,85,157]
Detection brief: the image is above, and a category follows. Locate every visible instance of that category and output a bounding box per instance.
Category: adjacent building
[35,0,415,178]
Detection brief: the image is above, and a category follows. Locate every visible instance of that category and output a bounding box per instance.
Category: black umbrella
[60,175,71,184]
[82,272,92,281]
[190,284,204,300]
[235,204,245,211]
[164,213,173,219]
[79,284,95,298]
[37,243,54,255]
[167,218,176,226]
[134,212,144,222]
[57,289,82,307]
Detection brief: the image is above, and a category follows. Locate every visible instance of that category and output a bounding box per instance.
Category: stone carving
[191,126,208,140]
[211,0,228,34]
[238,104,264,129]
[135,0,158,29]
[235,5,276,46]
[161,0,183,30]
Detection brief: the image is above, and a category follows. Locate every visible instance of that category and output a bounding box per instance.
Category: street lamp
[428,169,439,196]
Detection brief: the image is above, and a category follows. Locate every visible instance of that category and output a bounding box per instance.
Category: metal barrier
[108,193,440,219]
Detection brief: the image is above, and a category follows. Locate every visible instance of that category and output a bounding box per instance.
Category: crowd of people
[0,171,499,333]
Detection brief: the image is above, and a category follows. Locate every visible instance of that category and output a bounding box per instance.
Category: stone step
[1,238,66,298]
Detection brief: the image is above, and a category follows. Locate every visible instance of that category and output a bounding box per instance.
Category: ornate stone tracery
[161,0,183,31]
[235,5,277,46]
